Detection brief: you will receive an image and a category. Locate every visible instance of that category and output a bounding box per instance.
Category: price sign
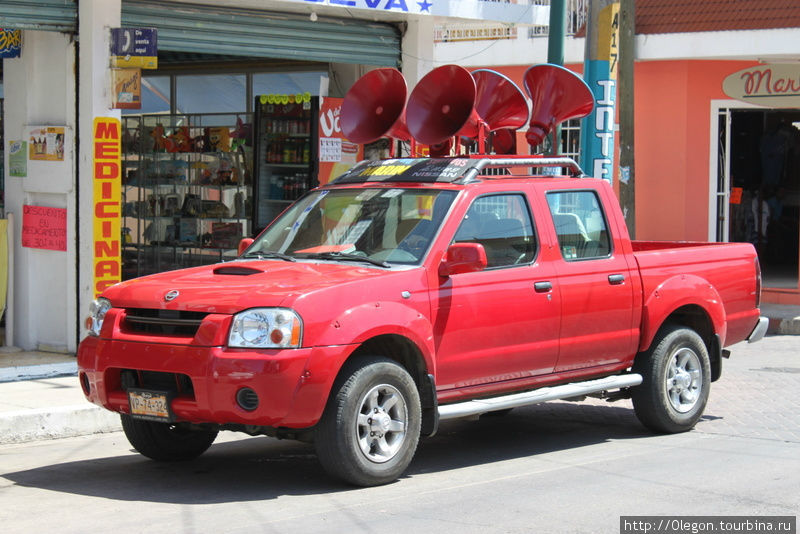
[21,205,67,252]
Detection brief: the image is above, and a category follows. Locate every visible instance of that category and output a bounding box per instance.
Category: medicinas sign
[93,118,122,297]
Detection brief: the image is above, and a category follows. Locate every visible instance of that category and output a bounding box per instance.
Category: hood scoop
[213,265,264,276]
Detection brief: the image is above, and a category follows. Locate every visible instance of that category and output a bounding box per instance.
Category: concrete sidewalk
[1,303,799,445]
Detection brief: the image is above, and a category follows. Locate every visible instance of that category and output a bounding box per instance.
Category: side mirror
[238,238,254,256]
[439,243,488,277]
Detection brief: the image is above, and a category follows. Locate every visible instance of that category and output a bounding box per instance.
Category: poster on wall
[318,97,362,185]
[112,68,142,109]
[28,127,65,161]
[21,205,68,252]
[110,27,158,69]
[8,141,27,177]
[0,28,21,58]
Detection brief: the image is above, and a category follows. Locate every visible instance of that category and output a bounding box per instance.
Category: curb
[768,317,800,336]
[0,404,122,445]
[0,362,78,383]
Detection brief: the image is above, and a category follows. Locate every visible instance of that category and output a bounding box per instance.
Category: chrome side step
[437,374,643,421]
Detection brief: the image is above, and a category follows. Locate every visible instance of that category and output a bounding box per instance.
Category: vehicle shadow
[4,401,654,504]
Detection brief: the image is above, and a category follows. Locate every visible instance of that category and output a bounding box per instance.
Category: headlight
[228,308,303,349]
[86,297,112,336]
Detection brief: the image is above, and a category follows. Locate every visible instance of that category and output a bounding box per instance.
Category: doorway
[716,106,800,289]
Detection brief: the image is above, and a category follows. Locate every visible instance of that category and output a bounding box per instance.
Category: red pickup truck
[78,156,767,486]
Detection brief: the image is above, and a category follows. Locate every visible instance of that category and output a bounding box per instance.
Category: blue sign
[110,28,158,69]
[0,28,22,59]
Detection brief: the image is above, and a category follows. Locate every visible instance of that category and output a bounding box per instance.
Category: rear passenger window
[453,194,537,268]
[546,191,612,261]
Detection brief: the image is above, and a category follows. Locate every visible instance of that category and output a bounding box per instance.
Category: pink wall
[634,59,757,241]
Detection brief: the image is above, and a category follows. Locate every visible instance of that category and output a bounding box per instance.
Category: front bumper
[77,335,353,429]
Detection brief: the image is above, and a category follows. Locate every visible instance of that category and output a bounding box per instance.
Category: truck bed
[631,240,760,347]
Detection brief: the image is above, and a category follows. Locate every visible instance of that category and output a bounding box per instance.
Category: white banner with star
[279,0,550,25]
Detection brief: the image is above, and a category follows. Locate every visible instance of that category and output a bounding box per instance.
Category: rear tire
[315,356,421,486]
[631,325,711,433]
[121,414,218,461]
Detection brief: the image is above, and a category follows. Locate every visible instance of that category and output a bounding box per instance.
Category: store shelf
[121,112,254,280]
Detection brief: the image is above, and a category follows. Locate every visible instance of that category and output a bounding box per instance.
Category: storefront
[1,0,546,353]
[0,0,408,353]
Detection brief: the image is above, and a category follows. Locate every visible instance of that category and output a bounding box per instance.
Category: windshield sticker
[295,244,356,254]
[344,219,371,244]
[333,157,484,184]
[280,191,329,251]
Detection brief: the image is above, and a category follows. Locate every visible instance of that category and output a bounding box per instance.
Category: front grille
[123,308,208,336]
[120,369,194,397]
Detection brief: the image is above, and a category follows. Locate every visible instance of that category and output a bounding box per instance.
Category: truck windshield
[246,188,458,265]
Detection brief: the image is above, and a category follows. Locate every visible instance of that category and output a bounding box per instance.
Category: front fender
[639,274,727,352]
[315,300,436,376]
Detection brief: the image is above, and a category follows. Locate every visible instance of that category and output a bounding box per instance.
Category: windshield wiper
[242,251,296,262]
[296,252,390,268]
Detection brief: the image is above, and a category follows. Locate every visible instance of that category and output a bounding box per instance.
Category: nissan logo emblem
[164,290,180,302]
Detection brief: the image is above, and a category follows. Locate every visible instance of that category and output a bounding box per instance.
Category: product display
[253,96,319,232]
[121,113,253,279]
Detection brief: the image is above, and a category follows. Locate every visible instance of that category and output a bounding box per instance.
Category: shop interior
[728,109,800,289]
[119,53,330,280]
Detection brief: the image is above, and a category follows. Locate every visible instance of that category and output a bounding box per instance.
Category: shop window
[176,74,246,114]
[453,194,537,268]
[253,72,328,98]
[547,191,611,261]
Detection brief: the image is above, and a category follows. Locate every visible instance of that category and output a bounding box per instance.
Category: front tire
[631,325,711,433]
[315,356,421,486]
[120,414,218,461]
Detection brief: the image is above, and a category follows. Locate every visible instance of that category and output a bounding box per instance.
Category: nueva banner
[93,118,122,297]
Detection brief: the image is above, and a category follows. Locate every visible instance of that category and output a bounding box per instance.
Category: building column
[77,0,121,351]
[401,16,436,85]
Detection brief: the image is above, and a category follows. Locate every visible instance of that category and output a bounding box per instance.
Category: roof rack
[463,157,586,181]
[332,156,587,185]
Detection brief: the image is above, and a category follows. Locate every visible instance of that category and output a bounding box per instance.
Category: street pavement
[0,335,797,533]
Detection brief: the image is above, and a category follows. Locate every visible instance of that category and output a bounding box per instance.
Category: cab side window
[546,191,612,261]
[453,194,537,268]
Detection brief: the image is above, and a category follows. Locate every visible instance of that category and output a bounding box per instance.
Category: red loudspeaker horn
[471,69,529,133]
[491,129,517,155]
[341,68,411,144]
[406,65,482,147]
[523,64,594,147]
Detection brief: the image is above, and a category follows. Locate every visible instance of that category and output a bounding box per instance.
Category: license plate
[128,389,173,422]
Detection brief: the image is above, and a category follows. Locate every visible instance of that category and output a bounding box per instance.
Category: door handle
[534,281,553,293]
[608,274,625,285]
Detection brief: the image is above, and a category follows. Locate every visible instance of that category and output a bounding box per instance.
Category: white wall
[3,31,77,352]
[434,35,586,68]
[77,0,121,352]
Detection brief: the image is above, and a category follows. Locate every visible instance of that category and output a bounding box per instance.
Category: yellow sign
[92,118,122,297]
[111,55,157,69]
[597,2,620,80]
